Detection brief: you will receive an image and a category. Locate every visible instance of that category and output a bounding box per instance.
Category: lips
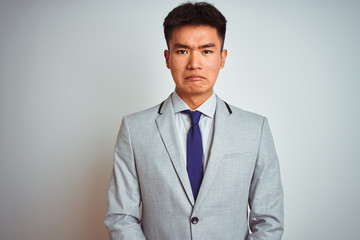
[185,75,205,80]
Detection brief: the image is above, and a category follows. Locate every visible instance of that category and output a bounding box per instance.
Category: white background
[0,0,359,239]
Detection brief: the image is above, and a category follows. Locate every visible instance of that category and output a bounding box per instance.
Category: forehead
[170,25,221,47]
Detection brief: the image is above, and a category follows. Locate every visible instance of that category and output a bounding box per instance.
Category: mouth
[185,75,205,81]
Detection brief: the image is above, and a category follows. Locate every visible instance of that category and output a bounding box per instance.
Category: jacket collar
[156,94,233,206]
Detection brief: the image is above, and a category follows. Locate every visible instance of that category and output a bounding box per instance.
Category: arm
[247,117,284,240]
[104,116,146,240]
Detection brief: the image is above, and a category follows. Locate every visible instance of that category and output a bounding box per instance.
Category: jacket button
[191,217,199,224]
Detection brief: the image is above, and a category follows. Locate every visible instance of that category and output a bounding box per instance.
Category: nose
[187,52,202,70]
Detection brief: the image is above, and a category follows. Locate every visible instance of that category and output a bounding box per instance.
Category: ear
[164,49,170,69]
[220,49,227,69]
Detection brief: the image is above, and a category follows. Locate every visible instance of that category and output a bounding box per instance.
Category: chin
[187,89,212,97]
[176,84,213,96]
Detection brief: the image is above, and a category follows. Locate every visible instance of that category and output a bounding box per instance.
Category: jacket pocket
[223,152,253,159]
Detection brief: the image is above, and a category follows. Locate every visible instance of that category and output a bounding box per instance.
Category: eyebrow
[200,43,216,48]
[173,43,216,49]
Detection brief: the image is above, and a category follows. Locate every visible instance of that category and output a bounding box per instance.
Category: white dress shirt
[171,92,216,170]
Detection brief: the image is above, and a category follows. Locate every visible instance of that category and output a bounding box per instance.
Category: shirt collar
[171,91,217,118]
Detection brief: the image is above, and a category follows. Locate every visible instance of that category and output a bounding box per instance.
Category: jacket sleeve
[247,117,284,240]
[104,116,146,240]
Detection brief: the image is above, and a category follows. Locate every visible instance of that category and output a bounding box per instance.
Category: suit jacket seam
[123,116,139,183]
[256,117,266,162]
[250,116,266,201]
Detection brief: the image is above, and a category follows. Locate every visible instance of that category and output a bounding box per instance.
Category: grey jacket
[105,94,284,240]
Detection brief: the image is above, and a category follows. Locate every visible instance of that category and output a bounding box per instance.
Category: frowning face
[164,25,227,101]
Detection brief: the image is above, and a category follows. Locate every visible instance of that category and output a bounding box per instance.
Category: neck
[176,90,213,110]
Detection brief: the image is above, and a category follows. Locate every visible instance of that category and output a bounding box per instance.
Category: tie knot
[183,110,201,124]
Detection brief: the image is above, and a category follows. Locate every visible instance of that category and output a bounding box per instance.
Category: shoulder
[228,103,263,119]
[228,104,267,133]
[218,96,265,124]
[123,103,161,124]
[124,94,173,122]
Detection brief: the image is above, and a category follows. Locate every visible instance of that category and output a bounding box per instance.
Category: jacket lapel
[195,96,232,208]
[155,96,195,206]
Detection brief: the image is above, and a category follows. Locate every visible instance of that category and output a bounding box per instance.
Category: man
[105,2,284,240]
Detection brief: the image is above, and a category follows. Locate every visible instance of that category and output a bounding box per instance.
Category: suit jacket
[105,94,284,240]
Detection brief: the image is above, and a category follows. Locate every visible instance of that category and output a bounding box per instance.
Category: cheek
[205,56,221,67]
[169,58,178,68]
[169,63,183,80]
[170,68,181,78]
[205,60,222,73]
[170,59,186,73]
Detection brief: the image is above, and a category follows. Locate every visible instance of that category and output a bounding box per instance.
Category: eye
[203,50,212,54]
[176,50,188,54]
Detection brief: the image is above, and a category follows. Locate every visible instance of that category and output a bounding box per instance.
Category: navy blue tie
[183,110,203,200]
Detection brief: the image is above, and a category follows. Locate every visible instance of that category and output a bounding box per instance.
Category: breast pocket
[223,152,254,160]
[220,152,256,184]
[210,152,256,199]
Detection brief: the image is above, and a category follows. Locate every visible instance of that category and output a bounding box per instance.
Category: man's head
[163,2,227,50]
[163,2,228,106]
